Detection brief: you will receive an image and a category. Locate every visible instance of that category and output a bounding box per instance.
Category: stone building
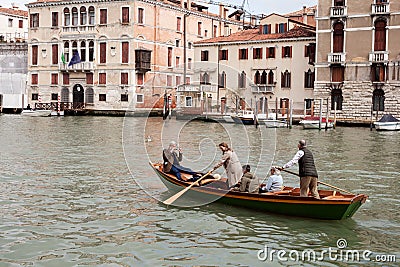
[26,0,245,114]
[191,8,316,116]
[0,5,28,42]
[315,0,400,123]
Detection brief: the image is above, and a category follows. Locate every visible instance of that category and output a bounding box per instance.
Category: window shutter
[275,24,278,34]
[281,72,284,87]
[100,43,106,63]
[282,47,285,58]
[289,46,292,58]
[122,7,129,23]
[219,50,222,60]
[52,44,58,65]
[122,42,129,63]
[32,45,38,65]
[266,48,269,58]
[284,23,287,32]
[86,73,93,84]
[259,25,263,34]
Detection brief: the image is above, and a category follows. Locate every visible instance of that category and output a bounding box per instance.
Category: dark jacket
[298,148,318,178]
[162,148,182,172]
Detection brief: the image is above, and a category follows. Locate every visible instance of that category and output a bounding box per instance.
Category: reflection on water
[0,115,399,266]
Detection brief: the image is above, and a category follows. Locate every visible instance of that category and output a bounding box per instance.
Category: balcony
[59,62,94,72]
[200,84,217,93]
[371,3,390,15]
[62,25,96,32]
[251,84,275,93]
[369,51,389,63]
[330,6,347,18]
[328,52,346,65]
[135,49,152,73]
[176,84,217,93]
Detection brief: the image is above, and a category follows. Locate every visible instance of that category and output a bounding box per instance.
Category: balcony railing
[369,51,389,62]
[59,62,94,72]
[201,84,217,93]
[176,84,217,93]
[328,52,346,64]
[251,84,275,93]
[62,25,96,32]
[330,6,347,17]
[372,3,390,15]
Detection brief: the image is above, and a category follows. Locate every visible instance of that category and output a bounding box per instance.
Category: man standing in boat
[280,140,320,199]
[213,142,242,188]
[162,141,199,181]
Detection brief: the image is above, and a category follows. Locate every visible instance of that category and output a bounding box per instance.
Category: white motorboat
[265,119,287,128]
[299,117,334,129]
[374,114,400,131]
[50,110,65,116]
[21,109,51,117]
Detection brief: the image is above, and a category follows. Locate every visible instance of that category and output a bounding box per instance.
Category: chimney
[302,6,308,25]
[187,0,192,10]
[11,3,19,9]
[180,0,184,8]
[219,4,226,19]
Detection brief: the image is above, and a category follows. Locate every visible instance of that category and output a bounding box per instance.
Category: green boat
[150,162,368,220]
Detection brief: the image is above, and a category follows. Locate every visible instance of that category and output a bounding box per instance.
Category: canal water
[0,115,399,266]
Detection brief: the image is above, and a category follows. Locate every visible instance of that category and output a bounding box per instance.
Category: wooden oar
[279,168,354,195]
[163,169,214,205]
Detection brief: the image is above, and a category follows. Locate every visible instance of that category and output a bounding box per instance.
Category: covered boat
[150,162,368,220]
[374,114,400,131]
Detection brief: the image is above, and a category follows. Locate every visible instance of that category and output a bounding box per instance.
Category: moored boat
[231,109,255,125]
[150,162,368,220]
[374,114,400,131]
[21,109,51,117]
[265,119,287,128]
[299,116,334,129]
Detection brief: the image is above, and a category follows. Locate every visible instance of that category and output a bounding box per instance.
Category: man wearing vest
[280,140,320,199]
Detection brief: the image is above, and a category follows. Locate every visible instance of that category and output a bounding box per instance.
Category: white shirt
[283,150,304,169]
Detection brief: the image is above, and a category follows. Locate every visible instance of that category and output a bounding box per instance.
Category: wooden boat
[150,162,368,220]
[299,116,334,129]
[374,114,400,131]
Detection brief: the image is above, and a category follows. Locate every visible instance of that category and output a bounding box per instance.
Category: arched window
[61,87,69,102]
[80,41,86,62]
[80,6,87,25]
[219,71,226,88]
[64,41,69,62]
[64,8,70,26]
[372,89,385,111]
[268,70,274,84]
[333,21,344,53]
[86,87,94,104]
[72,41,78,55]
[200,72,210,85]
[238,71,246,88]
[261,70,267,85]
[254,71,260,84]
[72,7,78,26]
[281,70,291,88]
[304,69,315,88]
[374,19,386,51]
[88,41,94,62]
[88,7,95,25]
[331,89,343,110]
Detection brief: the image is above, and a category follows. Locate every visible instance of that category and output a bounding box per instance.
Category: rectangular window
[185,77,191,84]
[262,24,271,34]
[266,47,275,58]
[51,73,58,85]
[121,94,129,102]
[63,73,69,85]
[176,76,181,86]
[168,47,173,67]
[253,48,263,59]
[331,66,344,82]
[137,73,144,85]
[176,39,180,47]
[185,96,193,107]
[52,12,58,27]
[8,19,13,28]
[19,20,23,28]
[204,30,208,37]
[276,23,287,33]
[282,46,292,58]
[86,73,93,84]
[100,43,106,64]
[201,50,209,61]
[32,93,39,100]
[167,75,173,87]
[198,22,202,35]
[188,58,192,69]
[32,45,38,65]
[138,8,144,24]
[177,17,181,31]
[121,72,129,85]
[100,9,107,24]
[239,48,248,60]
[219,49,228,60]
[176,56,180,67]
[99,73,106,84]
[31,74,38,85]
[136,94,144,103]
[99,94,106,101]
[30,13,39,28]
[122,7,129,24]
[213,25,217,37]
[52,44,58,65]
[334,0,345,6]
[122,42,129,63]
[51,93,58,101]
[371,64,386,82]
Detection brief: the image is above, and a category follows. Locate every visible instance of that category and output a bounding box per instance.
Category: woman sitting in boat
[239,165,259,193]
[212,142,242,189]
[162,141,200,181]
[260,167,283,193]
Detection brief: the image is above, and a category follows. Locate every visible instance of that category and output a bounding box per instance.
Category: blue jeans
[169,165,200,181]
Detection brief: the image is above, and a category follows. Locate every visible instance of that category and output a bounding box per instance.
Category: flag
[68,51,81,66]
[61,53,66,64]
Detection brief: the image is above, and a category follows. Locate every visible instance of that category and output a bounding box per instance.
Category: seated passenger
[260,167,283,193]
[239,165,259,193]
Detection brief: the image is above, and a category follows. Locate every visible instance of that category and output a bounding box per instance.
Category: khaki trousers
[300,176,320,199]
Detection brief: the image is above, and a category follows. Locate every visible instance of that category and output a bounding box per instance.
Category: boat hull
[300,120,334,129]
[265,120,287,128]
[374,122,400,131]
[151,163,367,220]
[21,110,51,117]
